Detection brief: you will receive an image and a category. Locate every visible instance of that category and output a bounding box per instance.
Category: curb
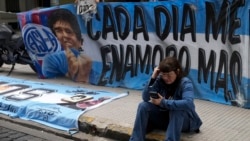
[0,114,166,141]
[78,116,132,141]
[78,116,165,141]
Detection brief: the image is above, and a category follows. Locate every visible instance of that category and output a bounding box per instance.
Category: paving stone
[14,135,45,141]
[0,132,15,138]
[0,138,12,141]
[0,127,48,141]
[9,132,26,139]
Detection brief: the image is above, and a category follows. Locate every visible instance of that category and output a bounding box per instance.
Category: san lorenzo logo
[22,23,61,57]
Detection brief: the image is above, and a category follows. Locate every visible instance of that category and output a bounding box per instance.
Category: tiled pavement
[0,126,48,141]
[1,64,250,141]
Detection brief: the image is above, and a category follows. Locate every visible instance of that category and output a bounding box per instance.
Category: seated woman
[129,57,202,141]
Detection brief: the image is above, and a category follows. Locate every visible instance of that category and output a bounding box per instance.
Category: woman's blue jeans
[129,101,190,141]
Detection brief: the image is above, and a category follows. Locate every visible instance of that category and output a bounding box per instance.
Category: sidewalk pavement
[1,64,250,141]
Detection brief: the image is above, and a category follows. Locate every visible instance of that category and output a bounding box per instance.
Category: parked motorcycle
[0,23,36,75]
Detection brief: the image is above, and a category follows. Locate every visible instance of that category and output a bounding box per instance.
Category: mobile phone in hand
[149,91,159,99]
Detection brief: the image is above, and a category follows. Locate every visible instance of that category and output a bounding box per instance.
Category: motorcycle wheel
[29,64,37,73]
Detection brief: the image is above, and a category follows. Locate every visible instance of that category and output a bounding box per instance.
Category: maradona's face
[53,21,81,49]
[160,71,177,84]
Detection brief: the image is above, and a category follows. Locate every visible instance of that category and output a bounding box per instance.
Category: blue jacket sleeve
[142,79,152,102]
[142,77,161,102]
[160,77,195,111]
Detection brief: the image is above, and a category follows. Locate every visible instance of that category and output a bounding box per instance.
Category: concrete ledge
[0,113,197,141]
[78,116,132,140]
[78,115,166,141]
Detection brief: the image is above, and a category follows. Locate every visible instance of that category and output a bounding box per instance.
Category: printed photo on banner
[18,7,92,83]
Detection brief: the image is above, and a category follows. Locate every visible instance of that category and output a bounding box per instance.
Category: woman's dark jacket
[142,76,202,132]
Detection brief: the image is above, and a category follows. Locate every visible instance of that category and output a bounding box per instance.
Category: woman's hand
[151,67,160,79]
[150,93,163,105]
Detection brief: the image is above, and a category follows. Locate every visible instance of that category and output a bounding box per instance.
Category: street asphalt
[0,64,250,141]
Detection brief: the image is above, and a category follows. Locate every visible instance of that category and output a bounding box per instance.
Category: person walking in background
[42,8,92,82]
[129,57,202,141]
